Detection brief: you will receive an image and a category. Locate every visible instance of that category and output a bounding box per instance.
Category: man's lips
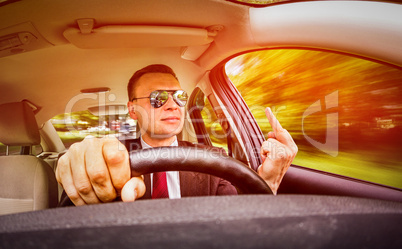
[161,116,180,122]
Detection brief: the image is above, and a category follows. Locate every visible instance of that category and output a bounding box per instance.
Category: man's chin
[148,130,181,140]
[144,122,184,139]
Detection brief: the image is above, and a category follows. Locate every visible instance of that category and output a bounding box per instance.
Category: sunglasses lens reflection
[151,90,187,108]
[173,90,188,107]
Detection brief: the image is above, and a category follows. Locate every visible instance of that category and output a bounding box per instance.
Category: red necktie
[152,172,169,199]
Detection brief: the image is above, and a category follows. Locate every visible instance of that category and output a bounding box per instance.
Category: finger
[260,140,277,162]
[265,107,296,149]
[265,107,283,137]
[260,150,267,163]
[261,138,289,160]
[121,180,136,202]
[56,153,86,206]
[282,129,298,155]
[103,137,131,192]
[85,137,117,203]
[121,177,146,202]
[258,140,293,195]
[260,141,270,161]
[265,139,294,167]
[274,128,298,155]
[68,142,101,204]
[267,131,276,139]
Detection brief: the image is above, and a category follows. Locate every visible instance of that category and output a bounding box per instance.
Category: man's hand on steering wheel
[56,136,145,205]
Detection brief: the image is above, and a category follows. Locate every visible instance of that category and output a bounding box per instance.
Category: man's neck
[141,134,177,147]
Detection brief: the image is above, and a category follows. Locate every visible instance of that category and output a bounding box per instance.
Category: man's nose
[163,94,179,110]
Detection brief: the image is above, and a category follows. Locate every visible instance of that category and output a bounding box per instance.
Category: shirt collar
[140,136,178,149]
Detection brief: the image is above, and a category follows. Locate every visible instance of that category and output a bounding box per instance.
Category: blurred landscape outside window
[51,111,136,149]
[225,49,402,189]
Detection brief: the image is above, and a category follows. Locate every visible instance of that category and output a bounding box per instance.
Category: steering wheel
[130,147,272,194]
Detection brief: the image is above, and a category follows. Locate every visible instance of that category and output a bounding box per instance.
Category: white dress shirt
[140,137,181,199]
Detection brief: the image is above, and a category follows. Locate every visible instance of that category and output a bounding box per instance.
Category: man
[56,64,298,206]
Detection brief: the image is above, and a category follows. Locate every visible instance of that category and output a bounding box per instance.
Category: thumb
[121,176,146,202]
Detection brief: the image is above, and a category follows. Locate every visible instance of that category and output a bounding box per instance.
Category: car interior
[0,101,58,214]
[0,0,401,248]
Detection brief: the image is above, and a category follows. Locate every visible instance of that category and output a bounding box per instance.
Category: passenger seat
[0,101,58,215]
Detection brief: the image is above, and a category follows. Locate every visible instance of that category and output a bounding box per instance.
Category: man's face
[128,73,185,141]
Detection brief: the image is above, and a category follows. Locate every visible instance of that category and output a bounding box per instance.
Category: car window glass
[51,111,136,149]
[225,49,402,189]
[199,93,229,152]
[203,97,228,152]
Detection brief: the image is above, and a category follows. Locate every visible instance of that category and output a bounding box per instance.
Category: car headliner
[0,0,401,125]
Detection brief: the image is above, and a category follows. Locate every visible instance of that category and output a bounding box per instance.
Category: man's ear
[127,101,138,120]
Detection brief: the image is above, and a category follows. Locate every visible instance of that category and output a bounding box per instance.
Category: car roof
[0,0,250,123]
[0,0,401,125]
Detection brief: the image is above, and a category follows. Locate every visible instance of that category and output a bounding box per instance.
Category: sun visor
[64,24,215,49]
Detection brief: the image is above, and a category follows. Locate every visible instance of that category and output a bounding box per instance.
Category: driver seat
[0,102,58,215]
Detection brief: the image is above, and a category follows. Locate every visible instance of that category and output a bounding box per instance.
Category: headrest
[0,102,40,146]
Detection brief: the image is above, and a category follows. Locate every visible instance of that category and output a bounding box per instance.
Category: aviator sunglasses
[131,90,188,108]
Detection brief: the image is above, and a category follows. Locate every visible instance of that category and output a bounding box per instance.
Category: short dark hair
[127,64,178,100]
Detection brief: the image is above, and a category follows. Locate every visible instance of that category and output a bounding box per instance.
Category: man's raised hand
[257,107,298,194]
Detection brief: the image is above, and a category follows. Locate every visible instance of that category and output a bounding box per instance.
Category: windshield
[51,111,136,149]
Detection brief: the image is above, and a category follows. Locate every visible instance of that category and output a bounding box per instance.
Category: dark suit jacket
[123,138,238,199]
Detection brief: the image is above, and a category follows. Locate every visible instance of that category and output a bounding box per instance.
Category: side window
[189,89,228,152]
[202,96,228,152]
[51,111,136,149]
[225,49,402,189]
